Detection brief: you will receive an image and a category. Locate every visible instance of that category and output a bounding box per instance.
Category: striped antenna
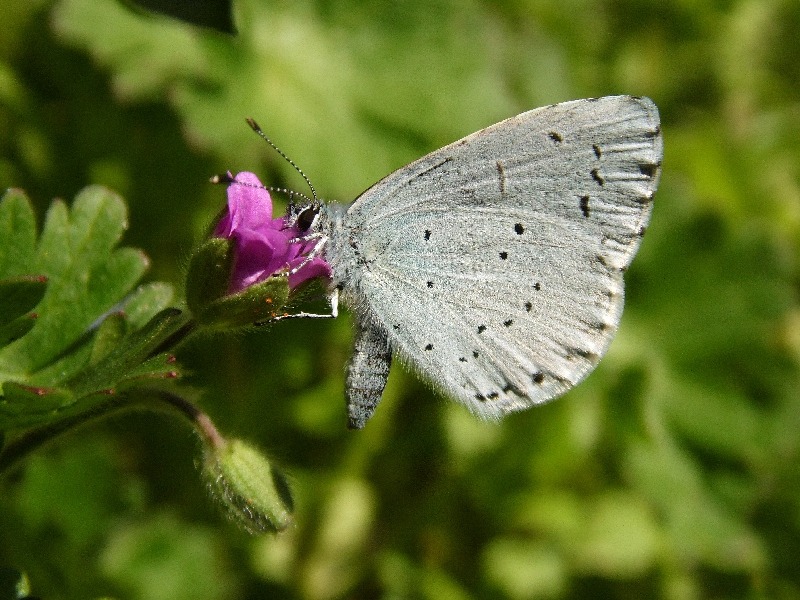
[209,173,313,205]
[246,117,318,203]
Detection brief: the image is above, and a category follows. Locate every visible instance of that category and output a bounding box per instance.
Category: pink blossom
[214,172,331,293]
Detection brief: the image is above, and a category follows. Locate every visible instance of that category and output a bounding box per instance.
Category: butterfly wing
[326,95,662,419]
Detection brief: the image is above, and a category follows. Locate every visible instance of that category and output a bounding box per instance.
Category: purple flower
[214,172,331,293]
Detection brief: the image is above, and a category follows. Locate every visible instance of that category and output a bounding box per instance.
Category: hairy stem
[0,390,224,474]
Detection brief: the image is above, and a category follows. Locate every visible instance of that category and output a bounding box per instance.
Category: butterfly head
[286,201,322,234]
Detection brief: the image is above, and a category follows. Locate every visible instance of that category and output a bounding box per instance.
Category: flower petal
[214,172,273,238]
[229,228,292,293]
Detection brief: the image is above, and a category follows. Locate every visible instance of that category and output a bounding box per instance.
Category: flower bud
[185,237,236,317]
[203,438,294,533]
[194,275,290,329]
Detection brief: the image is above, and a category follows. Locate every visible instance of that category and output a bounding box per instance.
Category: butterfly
[273,96,662,428]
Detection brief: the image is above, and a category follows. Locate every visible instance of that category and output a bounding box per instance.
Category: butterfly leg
[346,313,392,429]
[287,232,328,276]
[258,287,339,323]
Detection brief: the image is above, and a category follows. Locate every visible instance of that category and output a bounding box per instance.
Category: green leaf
[0,186,150,380]
[90,312,129,364]
[123,282,175,329]
[0,186,180,434]
[65,308,189,397]
[0,381,76,429]
[0,274,48,327]
[117,352,180,386]
[0,189,37,279]
[123,0,236,34]
[52,0,218,100]
[99,513,236,600]
[0,313,37,347]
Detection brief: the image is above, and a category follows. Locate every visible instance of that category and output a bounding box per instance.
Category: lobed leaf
[65,308,188,398]
[0,190,37,279]
[0,275,48,327]
[0,186,150,379]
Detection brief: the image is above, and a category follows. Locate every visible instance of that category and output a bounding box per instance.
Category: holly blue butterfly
[285,95,662,428]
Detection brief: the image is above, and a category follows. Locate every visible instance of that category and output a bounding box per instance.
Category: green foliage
[1,0,799,599]
[0,187,179,437]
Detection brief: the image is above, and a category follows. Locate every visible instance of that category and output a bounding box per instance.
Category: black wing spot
[427,281,434,288]
[514,223,525,235]
[475,393,486,402]
[638,226,647,236]
[591,168,605,186]
[593,144,602,158]
[645,125,661,138]
[596,254,608,267]
[534,282,541,291]
[499,251,508,260]
[424,343,433,351]
[459,357,467,362]
[393,324,400,330]
[568,347,594,359]
[639,162,659,178]
[502,383,513,393]
[503,319,513,327]
[487,392,500,400]
[524,301,532,312]
[579,195,590,218]
[477,325,487,333]
[548,131,563,143]
[424,229,431,241]
[532,372,545,384]
[473,350,479,358]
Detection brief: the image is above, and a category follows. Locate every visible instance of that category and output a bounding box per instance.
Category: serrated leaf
[0,313,37,347]
[122,282,175,329]
[66,308,188,397]
[0,186,149,380]
[0,382,76,429]
[0,189,37,279]
[90,312,128,364]
[118,352,179,384]
[0,275,48,326]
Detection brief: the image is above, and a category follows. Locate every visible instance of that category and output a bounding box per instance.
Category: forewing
[338,96,662,418]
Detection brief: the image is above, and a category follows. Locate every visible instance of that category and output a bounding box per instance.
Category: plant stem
[0,395,129,473]
[0,390,224,474]
[151,391,226,450]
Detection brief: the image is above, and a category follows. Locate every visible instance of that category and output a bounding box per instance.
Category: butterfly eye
[295,205,320,232]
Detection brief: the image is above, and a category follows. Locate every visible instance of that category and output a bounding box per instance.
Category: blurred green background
[1,0,799,598]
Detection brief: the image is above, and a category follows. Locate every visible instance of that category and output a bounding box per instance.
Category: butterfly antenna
[246,117,318,203]
[208,173,313,209]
